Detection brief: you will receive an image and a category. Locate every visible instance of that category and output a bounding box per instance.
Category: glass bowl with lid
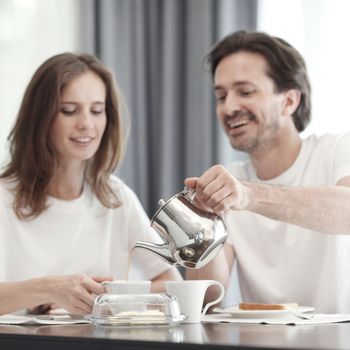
[86,293,186,327]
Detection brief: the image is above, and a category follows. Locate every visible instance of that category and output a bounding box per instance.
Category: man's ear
[282,89,301,116]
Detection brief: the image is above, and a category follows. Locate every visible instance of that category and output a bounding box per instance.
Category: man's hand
[185,165,250,215]
[187,166,350,234]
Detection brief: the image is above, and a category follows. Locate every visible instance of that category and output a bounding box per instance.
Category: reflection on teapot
[135,188,227,269]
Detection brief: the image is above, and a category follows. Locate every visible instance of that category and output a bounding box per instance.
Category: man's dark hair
[206,31,311,132]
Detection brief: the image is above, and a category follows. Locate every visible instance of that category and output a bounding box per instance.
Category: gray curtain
[81,0,257,216]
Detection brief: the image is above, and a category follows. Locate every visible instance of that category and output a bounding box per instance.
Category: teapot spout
[134,241,177,265]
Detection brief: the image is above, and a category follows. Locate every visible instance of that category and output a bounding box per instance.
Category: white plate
[213,306,314,319]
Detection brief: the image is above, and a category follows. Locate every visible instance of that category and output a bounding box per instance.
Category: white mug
[102,280,151,294]
[165,280,225,323]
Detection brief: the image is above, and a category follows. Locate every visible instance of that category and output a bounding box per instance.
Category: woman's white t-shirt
[225,133,350,313]
[0,176,172,282]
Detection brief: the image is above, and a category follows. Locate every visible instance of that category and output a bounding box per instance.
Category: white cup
[102,280,151,294]
[165,280,225,323]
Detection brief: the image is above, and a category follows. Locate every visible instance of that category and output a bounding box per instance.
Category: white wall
[258,0,350,137]
[0,0,82,167]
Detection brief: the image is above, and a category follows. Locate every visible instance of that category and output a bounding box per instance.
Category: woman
[0,53,181,315]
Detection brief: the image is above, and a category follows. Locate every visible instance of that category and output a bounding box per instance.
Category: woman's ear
[282,89,301,116]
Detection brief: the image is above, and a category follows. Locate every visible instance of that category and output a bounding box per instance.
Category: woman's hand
[43,274,111,315]
[185,165,251,215]
[0,275,112,316]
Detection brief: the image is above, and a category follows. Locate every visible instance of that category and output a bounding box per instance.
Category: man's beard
[226,111,280,155]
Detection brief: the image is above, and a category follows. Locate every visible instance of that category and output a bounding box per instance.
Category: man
[185,31,350,313]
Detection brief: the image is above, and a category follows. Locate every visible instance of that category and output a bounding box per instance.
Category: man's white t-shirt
[225,133,350,313]
[0,176,173,282]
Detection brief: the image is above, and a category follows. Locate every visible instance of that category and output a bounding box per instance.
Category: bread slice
[239,302,298,311]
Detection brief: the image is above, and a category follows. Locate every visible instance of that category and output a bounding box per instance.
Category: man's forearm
[245,183,350,234]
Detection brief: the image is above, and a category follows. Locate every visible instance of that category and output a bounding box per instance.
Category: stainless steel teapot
[135,188,228,269]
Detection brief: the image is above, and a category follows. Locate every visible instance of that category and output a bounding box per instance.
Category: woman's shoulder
[105,175,147,217]
[0,178,16,195]
[108,175,138,202]
[0,178,15,202]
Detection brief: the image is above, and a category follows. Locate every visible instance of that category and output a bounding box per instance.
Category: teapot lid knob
[183,187,196,202]
[158,199,166,207]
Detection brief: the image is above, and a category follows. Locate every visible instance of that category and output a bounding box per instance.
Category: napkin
[202,313,350,326]
[0,314,89,325]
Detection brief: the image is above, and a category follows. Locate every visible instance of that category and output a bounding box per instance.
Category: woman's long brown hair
[0,53,127,219]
